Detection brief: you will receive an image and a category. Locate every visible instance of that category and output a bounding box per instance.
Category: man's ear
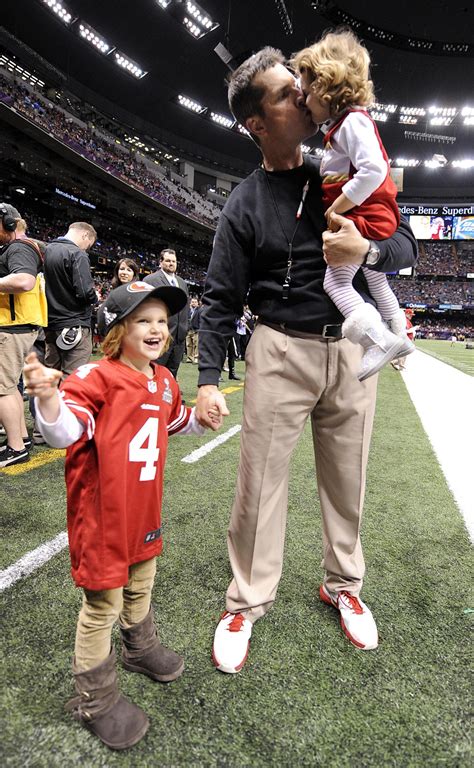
[246,115,265,139]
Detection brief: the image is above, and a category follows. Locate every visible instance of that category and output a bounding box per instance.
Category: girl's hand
[23,352,62,400]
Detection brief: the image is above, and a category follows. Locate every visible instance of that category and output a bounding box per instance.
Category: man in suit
[144,249,189,379]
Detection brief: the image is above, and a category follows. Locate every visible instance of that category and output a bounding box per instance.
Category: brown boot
[120,608,184,683]
[65,648,149,750]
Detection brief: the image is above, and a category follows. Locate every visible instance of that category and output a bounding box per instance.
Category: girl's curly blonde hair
[291,29,374,119]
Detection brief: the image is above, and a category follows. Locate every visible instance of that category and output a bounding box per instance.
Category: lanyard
[263,164,310,300]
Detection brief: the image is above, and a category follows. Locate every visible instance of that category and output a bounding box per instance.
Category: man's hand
[322,214,369,267]
[196,385,230,431]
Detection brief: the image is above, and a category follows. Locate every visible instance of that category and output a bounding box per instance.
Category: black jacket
[44,238,97,330]
[143,270,189,343]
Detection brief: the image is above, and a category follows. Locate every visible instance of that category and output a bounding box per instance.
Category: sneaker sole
[212,644,250,674]
[0,453,30,469]
[319,585,377,651]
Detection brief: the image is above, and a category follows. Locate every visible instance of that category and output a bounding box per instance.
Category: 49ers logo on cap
[127,281,154,293]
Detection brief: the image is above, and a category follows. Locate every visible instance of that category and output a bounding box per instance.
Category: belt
[259,320,343,340]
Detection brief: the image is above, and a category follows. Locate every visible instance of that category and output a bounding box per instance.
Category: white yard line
[0,532,68,593]
[1,426,243,592]
[400,350,474,541]
[181,424,241,464]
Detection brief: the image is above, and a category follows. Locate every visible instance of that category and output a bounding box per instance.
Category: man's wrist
[363,240,381,267]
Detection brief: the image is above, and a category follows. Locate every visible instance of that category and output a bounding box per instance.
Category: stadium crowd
[416,241,474,277]
[390,277,472,305]
[0,72,221,229]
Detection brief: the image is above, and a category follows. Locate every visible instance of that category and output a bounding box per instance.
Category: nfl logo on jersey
[147,380,158,393]
[162,378,173,404]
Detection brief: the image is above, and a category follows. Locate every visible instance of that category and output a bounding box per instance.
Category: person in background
[144,249,189,381]
[111,258,140,289]
[43,222,97,376]
[186,296,200,364]
[0,203,46,467]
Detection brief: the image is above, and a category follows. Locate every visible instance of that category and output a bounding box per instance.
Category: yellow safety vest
[0,239,48,327]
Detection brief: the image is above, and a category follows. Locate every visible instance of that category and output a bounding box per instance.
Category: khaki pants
[45,328,92,377]
[75,557,156,671]
[226,323,378,622]
[186,330,198,363]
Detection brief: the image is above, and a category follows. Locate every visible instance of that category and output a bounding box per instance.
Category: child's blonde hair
[101,312,172,360]
[292,28,374,118]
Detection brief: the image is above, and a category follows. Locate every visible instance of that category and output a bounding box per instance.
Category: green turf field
[415,338,474,376]
[1,360,472,767]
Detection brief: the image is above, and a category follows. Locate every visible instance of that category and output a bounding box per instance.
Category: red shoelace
[226,613,246,632]
[339,592,364,615]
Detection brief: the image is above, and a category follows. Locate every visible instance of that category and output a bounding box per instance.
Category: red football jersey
[59,358,192,590]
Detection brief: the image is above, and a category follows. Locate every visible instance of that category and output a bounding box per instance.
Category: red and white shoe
[212,611,253,674]
[320,585,378,650]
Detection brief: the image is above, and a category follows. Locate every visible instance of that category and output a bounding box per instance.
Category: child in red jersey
[24,281,223,750]
[293,29,414,380]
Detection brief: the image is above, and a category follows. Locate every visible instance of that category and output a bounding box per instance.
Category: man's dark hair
[228,47,285,137]
[160,248,176,261]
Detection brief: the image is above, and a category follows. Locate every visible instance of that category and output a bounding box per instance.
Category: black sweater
[198,157,418,386]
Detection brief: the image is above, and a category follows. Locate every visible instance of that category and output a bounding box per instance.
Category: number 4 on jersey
[129,418,159,481]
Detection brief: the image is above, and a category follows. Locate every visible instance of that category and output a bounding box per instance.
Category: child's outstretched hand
[23,352,62,400]
[208,406,223,429]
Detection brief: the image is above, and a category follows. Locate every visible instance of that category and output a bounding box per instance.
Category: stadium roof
[2,0,473,176]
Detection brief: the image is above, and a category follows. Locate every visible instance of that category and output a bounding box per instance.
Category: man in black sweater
[44,222,97,376]
[195,48,417,673]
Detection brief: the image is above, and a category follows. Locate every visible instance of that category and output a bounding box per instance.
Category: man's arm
[323,214,417,273]
[0,273,35,293]
[71,251,97,304]
[196,212,251,429]
[0,241,38,293]
[198,212,252,387]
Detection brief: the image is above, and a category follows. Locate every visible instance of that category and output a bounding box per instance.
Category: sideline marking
[181,424,241,464]
[190,381,244,404]
[0,448,65,476]
[0,532,68,593]
[401,350,474,541]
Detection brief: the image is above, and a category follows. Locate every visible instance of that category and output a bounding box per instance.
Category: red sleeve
[59,362,106,439]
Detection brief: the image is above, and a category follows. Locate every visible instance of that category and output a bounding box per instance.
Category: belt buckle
[322,324,341,339]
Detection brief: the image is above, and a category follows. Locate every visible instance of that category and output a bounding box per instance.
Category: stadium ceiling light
[157,1,218,39]
[400,106,426,116]
[236,123,250,136]
[370,111,388,122]
[210,112,235,129]
[0,54,45,87]
[395,158,420,167]
[372,102,397,113]
[461,107,474,116]
[177,94,207,114]
[452,159,474,168]
[430,116,454,126]
[428,106,456,117]
[78,23,113,55]
[41,0,73,25]
[114,51,147,79]
[464,117,474,126]
[399,115,418,125]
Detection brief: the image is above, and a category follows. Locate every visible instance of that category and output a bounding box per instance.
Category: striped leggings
[324,264,400,320]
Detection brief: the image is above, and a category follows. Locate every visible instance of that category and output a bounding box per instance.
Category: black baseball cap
[97,281,188,336]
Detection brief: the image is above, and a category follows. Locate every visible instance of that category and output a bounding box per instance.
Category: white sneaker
[320,585,378,650]
[212,611,253,673]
